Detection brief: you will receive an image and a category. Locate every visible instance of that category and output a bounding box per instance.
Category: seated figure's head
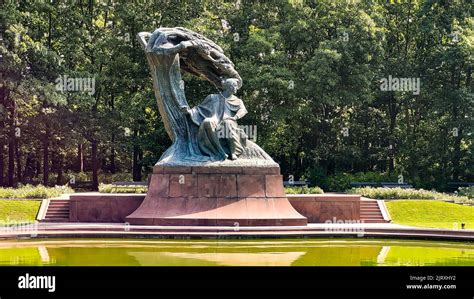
[222,78,240,95]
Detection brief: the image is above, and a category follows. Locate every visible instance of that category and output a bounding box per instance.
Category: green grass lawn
[386,200,474,229]
[0,200,41,224]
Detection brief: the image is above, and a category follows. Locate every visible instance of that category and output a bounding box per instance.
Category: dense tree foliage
[0,0,472,191]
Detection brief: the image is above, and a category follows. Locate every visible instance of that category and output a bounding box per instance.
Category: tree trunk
[56,153,63,185]
[23,153,34,184]
[43,124,50,186]
[77,143,84,172]
[132,130,141,181]
[0,115,4,187]
[35,160,41,178]
[109,93,116,174]
[0,144,4,186]
[7,96,15,187]
[139,149,143,171]
[0,81,8,186]
[15,138,22,184]
[452,129,462,181]
[110,134,116,174]
[452,67,471,181]
[451,101,461,181]
[8,131,14,187]
[91,140,99,191]
[132,148,141,181]
[387,95,397,174]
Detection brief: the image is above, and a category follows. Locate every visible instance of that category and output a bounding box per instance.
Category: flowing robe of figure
[189,93,248,161]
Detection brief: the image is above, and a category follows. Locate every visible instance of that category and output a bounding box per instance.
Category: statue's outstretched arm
[235,102,248,120]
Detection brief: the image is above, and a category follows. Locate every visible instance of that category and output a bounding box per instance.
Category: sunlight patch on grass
[386,200,474,229]
[0,200,41,224]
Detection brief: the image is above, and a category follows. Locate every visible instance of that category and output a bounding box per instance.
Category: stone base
[70,194,145,223]
[125,165,307,226]
[288,194,361,223]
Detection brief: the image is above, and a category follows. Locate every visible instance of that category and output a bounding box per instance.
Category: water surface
[0,239,473,266]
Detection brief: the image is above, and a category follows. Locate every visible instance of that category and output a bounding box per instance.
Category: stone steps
[43,200,70,222]
[360,200,388,223]
[3,224,473,241]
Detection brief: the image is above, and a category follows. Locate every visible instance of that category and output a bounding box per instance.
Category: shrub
[326,172,398,192]
[303,166,328,189]
[98,172,134,184]
[0,185,74,199]
[99,184,147,194]
[457,186,474,199]
[348,187,471,204]
[285,186,324,194]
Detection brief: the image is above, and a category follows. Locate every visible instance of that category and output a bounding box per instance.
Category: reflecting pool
[0,239,473,266]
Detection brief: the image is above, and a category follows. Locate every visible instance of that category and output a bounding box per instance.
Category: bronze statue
[137,27,275,166]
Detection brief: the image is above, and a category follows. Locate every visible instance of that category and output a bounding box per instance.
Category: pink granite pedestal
[288,194,361,222]
[125,165,307,226]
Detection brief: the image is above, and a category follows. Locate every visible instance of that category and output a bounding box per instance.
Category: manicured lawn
[386,200,474,229]
[0,200,41,224]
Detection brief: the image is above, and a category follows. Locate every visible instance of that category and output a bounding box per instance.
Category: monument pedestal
[126,165,307,226]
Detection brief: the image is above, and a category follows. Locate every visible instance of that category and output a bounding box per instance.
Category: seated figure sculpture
[181,79,248,161]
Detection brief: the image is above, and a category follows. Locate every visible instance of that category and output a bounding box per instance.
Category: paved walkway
[0,222,472,241]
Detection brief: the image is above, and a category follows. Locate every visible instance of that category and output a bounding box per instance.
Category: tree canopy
[0,0,472,191]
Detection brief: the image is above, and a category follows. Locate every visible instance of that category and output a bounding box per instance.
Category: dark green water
[0,239,473,266]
